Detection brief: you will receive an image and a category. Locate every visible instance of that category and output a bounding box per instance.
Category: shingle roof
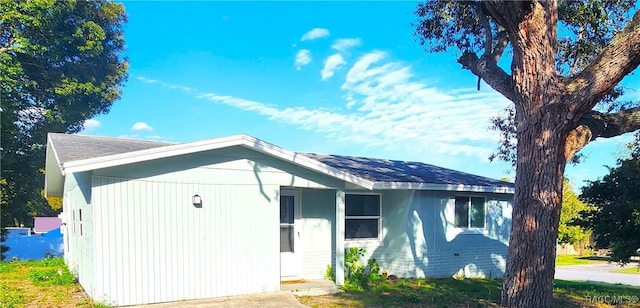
[47,133,513,192]
[48,133,173,164]
[301,153,513,188]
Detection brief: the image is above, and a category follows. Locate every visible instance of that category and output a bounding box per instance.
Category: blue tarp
[2,228,64,261]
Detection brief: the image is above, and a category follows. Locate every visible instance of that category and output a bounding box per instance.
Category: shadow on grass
[554,279,640,308]
[298,278,640,308]
[578,256,612,262]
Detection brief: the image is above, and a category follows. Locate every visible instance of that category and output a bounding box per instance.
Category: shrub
[344,247,384,290]
[325,264,335,281]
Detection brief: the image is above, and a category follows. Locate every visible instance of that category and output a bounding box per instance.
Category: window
[454,196,486,228]
[345,194,381,240]
[280,195,295,252]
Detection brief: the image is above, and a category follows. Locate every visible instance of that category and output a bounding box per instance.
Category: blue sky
[81,1,638,191]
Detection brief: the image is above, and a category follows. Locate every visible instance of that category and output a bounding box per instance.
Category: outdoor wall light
[192,194,202,207]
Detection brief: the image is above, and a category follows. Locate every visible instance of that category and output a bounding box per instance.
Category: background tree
[415,1,640,306]
[0,0,128,227]
[580,151,640,263]
[558,180,592,249]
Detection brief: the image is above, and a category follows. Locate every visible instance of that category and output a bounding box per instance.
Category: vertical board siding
[299,189,335,278]
[63,173,95,298]
[92,176,280,306]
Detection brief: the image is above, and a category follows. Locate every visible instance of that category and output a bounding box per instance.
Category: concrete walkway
[555,263,640,287]
[132,279,340,307]
[134,291,307,308]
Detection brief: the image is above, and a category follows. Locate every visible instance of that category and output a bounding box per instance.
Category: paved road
[555,263,640,287]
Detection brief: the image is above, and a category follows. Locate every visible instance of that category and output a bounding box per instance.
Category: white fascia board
[44,137,65,197]
[372,182,515,194]
[60,134,375,190]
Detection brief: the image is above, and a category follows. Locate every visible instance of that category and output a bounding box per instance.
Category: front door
[280,189,301,278]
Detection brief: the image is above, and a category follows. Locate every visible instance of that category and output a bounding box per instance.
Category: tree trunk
[501,112,567,307]
[499,1,568,306]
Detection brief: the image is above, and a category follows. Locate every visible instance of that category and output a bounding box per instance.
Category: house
[33,217,62,234]
[44,133,513,306]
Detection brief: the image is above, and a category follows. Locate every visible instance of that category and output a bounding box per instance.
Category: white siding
[62,173,95,296]
[80,147,344,306]
[299,189,335,279]
[91,176,282,306]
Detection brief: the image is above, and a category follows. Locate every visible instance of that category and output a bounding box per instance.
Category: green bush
[344,247,384,290]
[325,264,335,281]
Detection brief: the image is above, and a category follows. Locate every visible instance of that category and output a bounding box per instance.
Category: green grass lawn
[3,258,639,307]
[615,266,640,274]
[556,254,609,266]
[0,258,107,308]
[298,278,640,308]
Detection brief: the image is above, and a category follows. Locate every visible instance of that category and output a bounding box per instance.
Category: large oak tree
[415,1,640,306]
[0,0,128,227]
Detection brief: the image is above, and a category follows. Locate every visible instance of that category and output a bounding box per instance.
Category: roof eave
[372,181,514,194]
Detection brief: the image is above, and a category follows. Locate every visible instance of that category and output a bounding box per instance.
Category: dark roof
[48,133,173,164]
[48,133,512,189]
[301,153,513,188]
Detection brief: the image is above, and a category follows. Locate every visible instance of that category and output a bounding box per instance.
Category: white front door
[280,189,301,279]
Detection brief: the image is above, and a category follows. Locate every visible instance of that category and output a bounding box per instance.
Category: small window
[345,194,381,240]
[454,196,485,228]
[79,209,82,221]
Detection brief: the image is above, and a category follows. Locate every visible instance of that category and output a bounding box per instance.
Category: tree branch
[579,106,640,139]
[566,10,640,115]
[476,2,492,91]
[483,1,534,36]
[492,30,509,62]
[458,51,516,102]
[476,2,493,58]
[564,107,640,160]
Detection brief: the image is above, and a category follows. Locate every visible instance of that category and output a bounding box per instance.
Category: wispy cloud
[137,76,159,84]
[132,122,153,131]
[295,49,312,70]
[83,119,100,130]
[332,38,361,52]
[117,134,165,141]
[300,28,330,41]
[144,51,510,161]
[321,54,346,80]
[137,76,192,92]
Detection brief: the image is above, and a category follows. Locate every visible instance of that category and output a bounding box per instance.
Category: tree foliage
[417,1,639,164]
[0,0,128,227]
[559,180,592,245]
[415,1,640,306]
[580,153,640,263]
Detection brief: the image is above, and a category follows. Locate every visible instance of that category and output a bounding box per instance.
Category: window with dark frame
[454,196,486,228]
[345,194,381,240]
[280,195,295,253]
